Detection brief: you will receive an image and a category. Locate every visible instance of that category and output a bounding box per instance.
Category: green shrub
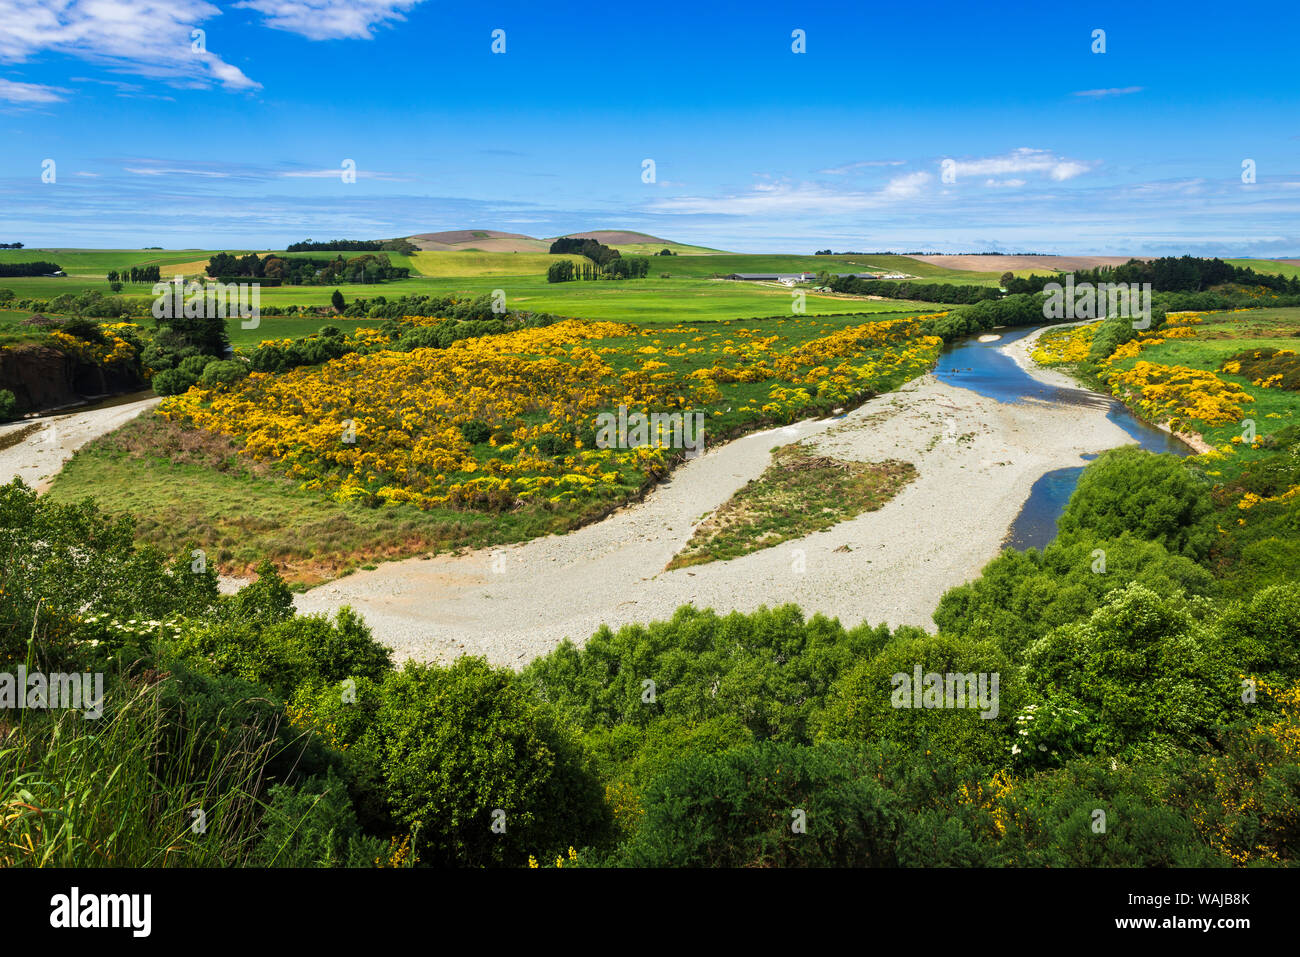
[198,358,249,389]
[1215,582,1300,679]
[0,388,16,421]
[1057,447,1215,560]
[60,317,107,344]
[523,604,892,743]
[615,741,994,867]
[0,479,219,666]
[1023,583,1236,758]
[252,770,387,867]
[228,560,296,625]
[151,367,197,396]
[815,630,1023,768]
[459,420,491,444]
[340,657,610,866]
[156,660,343,786]
[178,354,213,378]
[168,584,388,699]
[987,757,1225,866]
[933,533,1215,655]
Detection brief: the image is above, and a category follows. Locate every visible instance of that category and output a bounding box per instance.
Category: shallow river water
[933,326,1188,551]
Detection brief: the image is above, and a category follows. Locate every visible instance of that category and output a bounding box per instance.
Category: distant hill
[404,228,727,255]
[555,230,727,254]
[555,229,670,245]
[407,230,551,253]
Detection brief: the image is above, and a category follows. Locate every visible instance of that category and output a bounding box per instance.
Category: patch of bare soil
[911,254,1151,273]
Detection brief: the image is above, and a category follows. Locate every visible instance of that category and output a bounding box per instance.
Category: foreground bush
[616,741,992,867]
[304,657,611,867]
[1057,447,1215,560]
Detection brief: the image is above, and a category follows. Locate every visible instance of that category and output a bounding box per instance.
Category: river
[933,326,1189,551]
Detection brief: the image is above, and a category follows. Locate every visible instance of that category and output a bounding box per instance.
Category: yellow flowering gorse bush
[160,315,941,512]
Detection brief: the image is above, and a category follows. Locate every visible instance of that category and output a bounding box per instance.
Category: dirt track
[0,396,160,492]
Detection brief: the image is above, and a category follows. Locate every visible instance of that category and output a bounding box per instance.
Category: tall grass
[1,677,277,867]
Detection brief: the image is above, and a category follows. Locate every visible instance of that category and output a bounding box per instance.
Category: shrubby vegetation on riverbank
[4,469,1297,867]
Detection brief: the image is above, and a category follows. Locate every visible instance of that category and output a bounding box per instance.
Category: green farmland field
[645,253,1004,284]
[246,275,941,325]
[1224,259,1300,280]
[0,248,211,276]
[1,269,953,346]
[406,251,586,276]
[608,240,728,255]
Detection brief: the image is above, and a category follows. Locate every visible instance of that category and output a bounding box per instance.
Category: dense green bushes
[1023,584,1237,759]
[934,533,1214,654]
[827,276,999,305]
[1057,447,1215,559]
[814,631,1023,768]
[252,771,388,867]
[988,758,1226,867]
[615,742,936,867]
[920,293,1049,340]
[524,604,893,742]
[300,658,611,866]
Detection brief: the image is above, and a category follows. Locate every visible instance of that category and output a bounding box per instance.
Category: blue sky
[1,0,1298,255]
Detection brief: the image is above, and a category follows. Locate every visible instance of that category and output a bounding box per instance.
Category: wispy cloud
[1072,86,1144,98]
[233,0,428,41]
[0,76,66,103]
[881,171,931,198]
[818,159,905,175]
[946,148,1093,182]
[280,167,407,181]
[651,171,933,215]
[0,0,259,91]
[125,166,231,178]
[69,75,177,101]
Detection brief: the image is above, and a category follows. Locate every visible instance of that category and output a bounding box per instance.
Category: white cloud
[0,0,259,91]
[0,76,66,102]
[280,168,404,180]
[233,0,427,41]
[651,171,933,216]
[126,166,231,177]
[946,148,1093,182]
[1072,86,1144,98]
[881,171,931,198]
[984,178,1026,188]
[818,159,906,175]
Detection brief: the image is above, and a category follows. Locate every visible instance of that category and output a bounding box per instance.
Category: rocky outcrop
[0,344,145,414]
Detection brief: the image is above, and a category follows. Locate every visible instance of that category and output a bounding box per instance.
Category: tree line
[0,261,61,277]
[826,274,1000,304]
[286,238,418,254]
[548,236,622,266]
[1002,256,1300,295]
[107,265,162,284]
[205,252,409,285]
[547,256,651,282]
